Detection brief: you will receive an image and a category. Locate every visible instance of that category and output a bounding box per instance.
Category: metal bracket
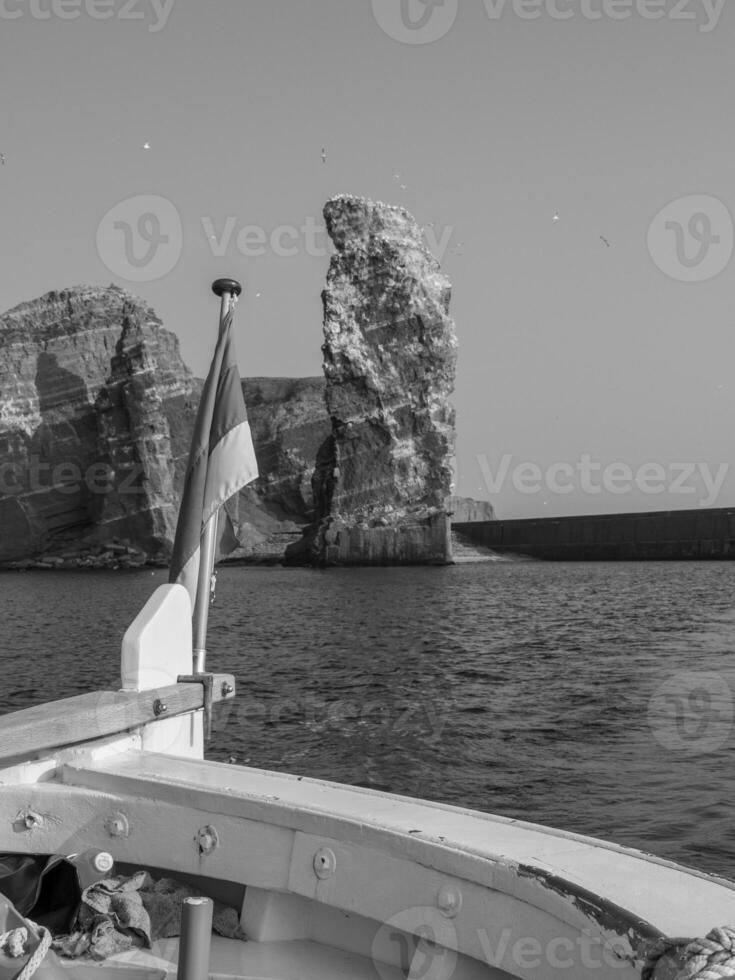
[177,673,236,741]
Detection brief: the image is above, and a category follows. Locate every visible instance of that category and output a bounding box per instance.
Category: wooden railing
[0,674,235,763]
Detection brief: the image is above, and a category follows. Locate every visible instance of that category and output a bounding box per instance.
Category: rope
[643,927,735,979]
[0,924,53,980]
[679,928,735,979]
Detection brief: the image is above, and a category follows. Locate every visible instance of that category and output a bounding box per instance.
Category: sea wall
[453,508,735,560]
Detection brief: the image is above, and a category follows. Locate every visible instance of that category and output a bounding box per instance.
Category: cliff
[224,377,331,562]
[0,286,195,564]
[285,195,458,566]
[448,496,496,523]
[0,287,329,566]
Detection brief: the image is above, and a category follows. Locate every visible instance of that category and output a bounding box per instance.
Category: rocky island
[0,286,329,567]
[0,199,483,568]
[285,195,458,565]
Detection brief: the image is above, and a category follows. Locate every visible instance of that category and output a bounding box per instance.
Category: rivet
[21,809,43,830]
[313,847,336,879]
[105,812,129,838]
[221,682,234,697]
[437,884,462,918]
[153,699,167,716]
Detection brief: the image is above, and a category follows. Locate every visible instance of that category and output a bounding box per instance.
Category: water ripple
[1,561,735,879]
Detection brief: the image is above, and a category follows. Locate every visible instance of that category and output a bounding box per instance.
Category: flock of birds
[322,156,610,251]
[0,145,611,268]
[319,155,611,252]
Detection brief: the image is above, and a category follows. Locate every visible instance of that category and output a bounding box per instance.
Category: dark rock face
[0,285,196,562]
[91,301,196,552]
[286,195,457,566]
[1,275,466,567]
[242,377,329,520]
[223,377,331,561]
[0,287,329,565]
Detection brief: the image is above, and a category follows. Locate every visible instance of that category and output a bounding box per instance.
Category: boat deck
[63,935,407,980]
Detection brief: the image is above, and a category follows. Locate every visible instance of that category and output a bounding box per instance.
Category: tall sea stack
[286,195,457,566]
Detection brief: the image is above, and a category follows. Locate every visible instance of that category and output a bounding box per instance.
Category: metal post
[192,510,218,674]
[192,279,242,674]
[176,896,213,980]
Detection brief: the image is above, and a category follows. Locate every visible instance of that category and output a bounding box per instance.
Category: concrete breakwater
[453,507,735,561]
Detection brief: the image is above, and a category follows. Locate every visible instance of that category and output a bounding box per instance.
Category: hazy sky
[2,0,734,518]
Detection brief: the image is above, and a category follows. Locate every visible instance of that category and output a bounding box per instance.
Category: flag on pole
[169,302,258,611]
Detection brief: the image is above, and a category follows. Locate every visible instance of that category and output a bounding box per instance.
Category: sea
[1,561,734,881]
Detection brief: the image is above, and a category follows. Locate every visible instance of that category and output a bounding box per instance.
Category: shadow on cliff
[31,352,98,544]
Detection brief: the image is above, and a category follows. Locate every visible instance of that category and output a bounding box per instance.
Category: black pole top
[212,278,243,298]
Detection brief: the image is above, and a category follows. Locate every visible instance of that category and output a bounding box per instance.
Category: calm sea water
[2,562,735,881]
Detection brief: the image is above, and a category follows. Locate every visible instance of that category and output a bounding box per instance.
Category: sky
[2,0,735,519]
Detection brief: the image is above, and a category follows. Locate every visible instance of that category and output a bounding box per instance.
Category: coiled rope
[643,926,735,979]
[0,924,52,980]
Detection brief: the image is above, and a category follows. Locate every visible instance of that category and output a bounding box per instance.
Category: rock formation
[0,255,473,568]
[448,496,495,523]
[0,286,191,563]
[285,195,457,566]
[0,287,329,566]
[223,377,331,561]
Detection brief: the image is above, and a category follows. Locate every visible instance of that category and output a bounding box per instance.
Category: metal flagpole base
[176,896,213,980]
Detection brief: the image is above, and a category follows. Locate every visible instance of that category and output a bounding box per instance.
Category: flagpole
[192,277,243,674]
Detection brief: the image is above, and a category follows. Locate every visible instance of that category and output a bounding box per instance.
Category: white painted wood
[120,585,202,758]
[286,831,632,980]
[140,711,202,757]
[240,888,436,978]
[60,750,735,939]
[241,888,313,941]
[121,585,192,692]
[0,783,296,892]
[63,936,407,980]
[0,733,140,785]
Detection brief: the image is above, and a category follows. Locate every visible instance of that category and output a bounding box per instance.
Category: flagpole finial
[212,278,242,298]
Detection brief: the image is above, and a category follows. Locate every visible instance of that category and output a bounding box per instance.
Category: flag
[169,302,258,611]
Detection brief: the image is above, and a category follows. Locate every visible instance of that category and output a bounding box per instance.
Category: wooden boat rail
[0,673,235,764]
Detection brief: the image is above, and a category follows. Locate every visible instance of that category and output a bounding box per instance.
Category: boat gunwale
[44,748,735,945]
